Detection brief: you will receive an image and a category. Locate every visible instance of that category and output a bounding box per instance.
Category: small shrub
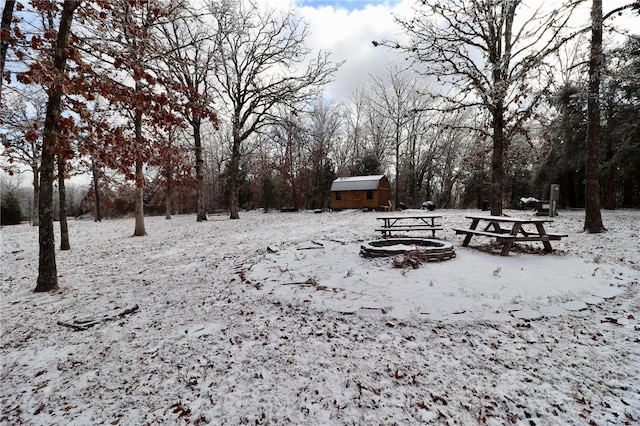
[1,191,23,225]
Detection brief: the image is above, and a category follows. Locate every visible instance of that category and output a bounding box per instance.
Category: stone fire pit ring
[360,238,456,261]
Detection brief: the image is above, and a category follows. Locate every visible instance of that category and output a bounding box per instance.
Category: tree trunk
[0,0,15,102]
[165,163,172,220]
[36,134,58,292]
[229,127,241,220]
[193,116,207,221]
[490,102,505,216]
[92,158,102,221]
[394,138,400,209]
[35,0,79,292]
[133,159,146,235]
[31,167,40,226]
[57,156,70,250]
[584,0,606,233]
[133,93,146,236]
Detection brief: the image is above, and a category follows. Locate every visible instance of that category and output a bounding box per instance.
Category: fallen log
[58,304,139,331]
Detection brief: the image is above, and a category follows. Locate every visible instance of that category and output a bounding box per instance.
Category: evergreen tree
[261,176,275,212]
[1,191,22,225]
[355,154,383,176]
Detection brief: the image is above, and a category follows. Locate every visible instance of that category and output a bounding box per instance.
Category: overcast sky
[245,0,411,102]
[295,0,410,102]
[259,0,638,103]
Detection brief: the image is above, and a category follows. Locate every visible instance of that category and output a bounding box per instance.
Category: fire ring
[360,238,456,261]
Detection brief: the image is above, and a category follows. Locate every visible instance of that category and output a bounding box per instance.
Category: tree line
[0,0,638,292]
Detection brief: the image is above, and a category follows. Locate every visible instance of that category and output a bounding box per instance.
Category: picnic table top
[464,214,554,223]
[376,214,442,220]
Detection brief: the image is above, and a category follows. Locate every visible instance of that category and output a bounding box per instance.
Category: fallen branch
[327,239,347,245]
[360,307,388,314]
[279,278,339,292]
[58,305,139,331]
[280,277,319,287]
[297,241,325,250]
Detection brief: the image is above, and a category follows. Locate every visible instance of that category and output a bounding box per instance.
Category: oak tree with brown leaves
[77,0,188,235]
[34,0,80,292]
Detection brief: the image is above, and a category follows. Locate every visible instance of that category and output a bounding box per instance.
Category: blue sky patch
[296,0,401,11]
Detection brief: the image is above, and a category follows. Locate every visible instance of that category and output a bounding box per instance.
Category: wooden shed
[330,175,391,211]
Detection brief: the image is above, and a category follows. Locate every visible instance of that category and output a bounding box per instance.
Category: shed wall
[331,188,390,210]
[330,175,391,210]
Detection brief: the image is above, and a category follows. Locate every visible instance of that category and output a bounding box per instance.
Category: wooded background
[2,0,639,225]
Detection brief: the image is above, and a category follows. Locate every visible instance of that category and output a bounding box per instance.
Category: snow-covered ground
[1,208,639,425]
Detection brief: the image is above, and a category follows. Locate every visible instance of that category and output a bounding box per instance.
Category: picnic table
[453,214,567,256]
[376,214,443,238]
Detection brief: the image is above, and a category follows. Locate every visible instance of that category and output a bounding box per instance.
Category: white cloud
[243,0,410,102]
[295,1,414,101]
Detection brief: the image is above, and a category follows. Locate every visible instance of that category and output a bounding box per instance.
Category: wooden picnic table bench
[453,214,567,256]
[376,214,443,238]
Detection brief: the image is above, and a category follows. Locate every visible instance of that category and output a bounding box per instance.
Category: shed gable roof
[330,175,385,192]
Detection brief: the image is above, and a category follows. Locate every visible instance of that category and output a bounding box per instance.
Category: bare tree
[269,108,307,209]
[402,105,440,206]
[160,4,218,222]
[361,93,392,171]
[334,86,368,175]
[381,0,580,215]
[208,0,340,219]
[307,98,341,209]
[436,110,474,207]
[368,65,423,207]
